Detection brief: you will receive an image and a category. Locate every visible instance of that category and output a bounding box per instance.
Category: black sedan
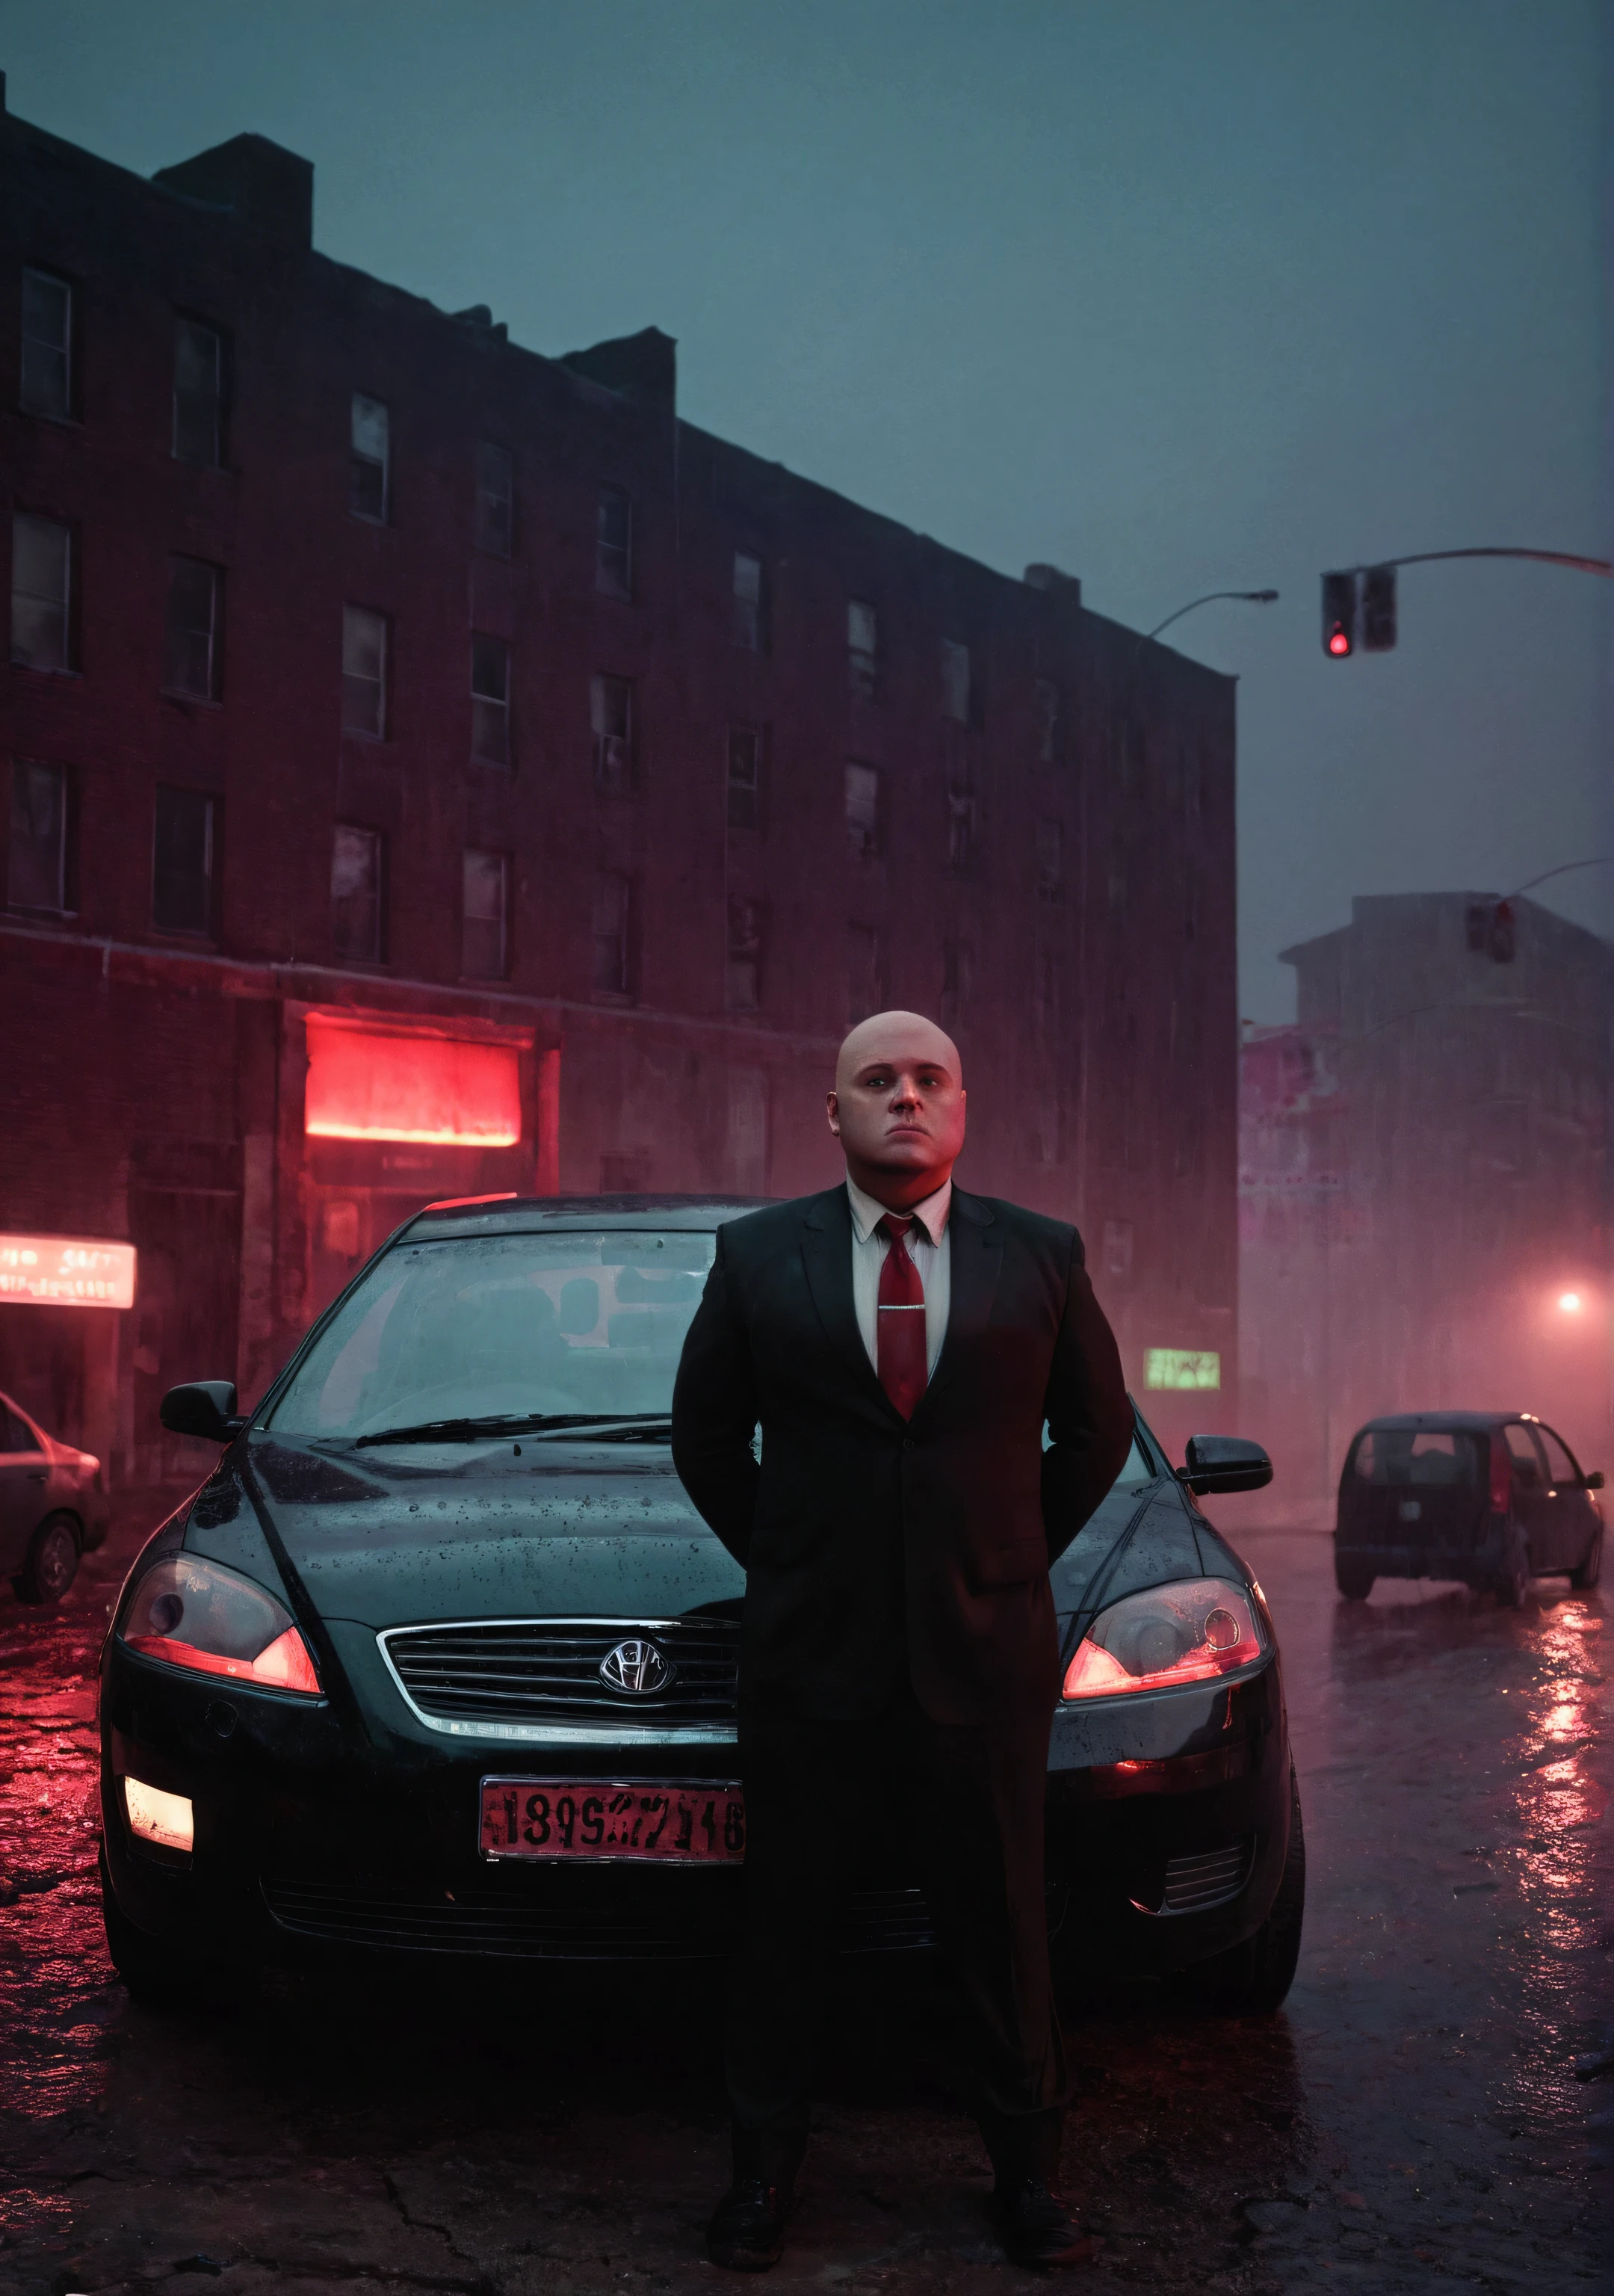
[1335,1410,1604,1605]
[99,1195,1301,2016]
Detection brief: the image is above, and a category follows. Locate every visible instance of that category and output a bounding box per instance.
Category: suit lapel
[800,1188,900,1418]
[918,1190,1003,1416]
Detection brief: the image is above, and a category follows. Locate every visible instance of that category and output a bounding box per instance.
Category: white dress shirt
[845,1173,953,1382]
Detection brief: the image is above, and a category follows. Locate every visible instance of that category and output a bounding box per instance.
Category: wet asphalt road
[1,1499,1609,2296]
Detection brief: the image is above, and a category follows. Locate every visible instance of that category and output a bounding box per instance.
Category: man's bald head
[834,1010,962,1097]
[827,1011,967,1210]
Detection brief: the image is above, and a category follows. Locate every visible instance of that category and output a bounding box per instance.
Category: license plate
[479,1777,745,1864]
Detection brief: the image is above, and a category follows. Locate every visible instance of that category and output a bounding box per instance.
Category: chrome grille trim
[377,1616,740,1746]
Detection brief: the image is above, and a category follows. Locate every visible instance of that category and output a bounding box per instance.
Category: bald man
[672,1013,1131,2271]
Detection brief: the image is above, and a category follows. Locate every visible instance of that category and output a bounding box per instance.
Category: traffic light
[1361,564,1397,651]
[1322,570,1357,657]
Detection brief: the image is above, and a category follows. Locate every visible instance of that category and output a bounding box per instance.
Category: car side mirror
[1180,1434,1273,1496]
[159,1380,246,1443]
[1585,1469,1606,1491]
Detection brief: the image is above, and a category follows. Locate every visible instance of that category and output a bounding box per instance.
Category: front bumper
[101,1629,1289,1980]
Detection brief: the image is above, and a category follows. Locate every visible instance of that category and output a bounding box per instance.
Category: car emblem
[599,1637,675,1695]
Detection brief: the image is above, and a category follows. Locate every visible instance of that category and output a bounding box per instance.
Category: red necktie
[876,1215,927,1419]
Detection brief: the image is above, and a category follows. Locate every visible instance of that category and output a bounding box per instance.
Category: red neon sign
[304,1021,522,1147]
[0,1235,137,1309]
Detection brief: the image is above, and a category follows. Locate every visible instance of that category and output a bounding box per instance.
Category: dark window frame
[726,723,762,833]
[151,783,218,938]
[19,265,76,424]
[732,549,767,652]
[9,510,77,674]
[596,485,633,599]
[591,672,635,796]
[474,440,514,558]
[341,603,389,740]
[461,845,510,981]
[162,555,224,703]
[7,756,73,914]
[173,314,229,469]
[591,869,634,998]
[350,391,390,524]
[847,596,879,700]
[330,821,387,965]
[470,632,512,768]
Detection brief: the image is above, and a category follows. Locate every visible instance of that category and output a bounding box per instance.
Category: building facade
[1240,892,1613,1522]
[1,90,1240,1486]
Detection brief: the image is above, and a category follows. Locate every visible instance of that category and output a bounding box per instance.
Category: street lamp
[1142,587,1280,647]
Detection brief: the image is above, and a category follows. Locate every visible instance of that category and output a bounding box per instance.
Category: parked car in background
[1335,1410,1604,1606]
[0,1389,109,1603]
[99,1193,1302,2019]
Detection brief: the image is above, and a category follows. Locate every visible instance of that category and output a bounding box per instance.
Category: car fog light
[123,1777,194,1852]
[1061,1577,1266,1700]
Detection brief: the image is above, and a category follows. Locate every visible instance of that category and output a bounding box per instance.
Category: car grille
[382,1616,740,1731]
[263,1875,938,1960]
[1159,1839,1252,1914]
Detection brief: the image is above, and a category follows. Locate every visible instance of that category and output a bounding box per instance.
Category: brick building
[0,84,1240,1486]
[1240,892,1613,1522]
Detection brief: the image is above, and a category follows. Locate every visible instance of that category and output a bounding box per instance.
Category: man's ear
[826,1088,841,1138]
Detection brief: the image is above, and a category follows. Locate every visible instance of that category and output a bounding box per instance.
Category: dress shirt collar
[844,1173,953,1249]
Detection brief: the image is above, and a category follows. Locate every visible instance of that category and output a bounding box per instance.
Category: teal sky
[4,0,1607,1014]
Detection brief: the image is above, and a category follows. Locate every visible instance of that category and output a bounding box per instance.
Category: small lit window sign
[304,1017,522,1147]
[0,1235,137,1309]
[1145,1348,1221,1392]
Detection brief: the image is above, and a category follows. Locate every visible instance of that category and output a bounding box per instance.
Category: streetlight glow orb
[1558,1291,1583,1314]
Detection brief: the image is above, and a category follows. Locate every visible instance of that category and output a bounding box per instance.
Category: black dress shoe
[994,2176,1094,2269]
[706,2176,791,2271]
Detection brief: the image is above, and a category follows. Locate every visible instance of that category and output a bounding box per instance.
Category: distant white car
[0,1389,110,1602]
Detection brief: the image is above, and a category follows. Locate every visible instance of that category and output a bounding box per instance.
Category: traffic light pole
[1322,546,1614,656]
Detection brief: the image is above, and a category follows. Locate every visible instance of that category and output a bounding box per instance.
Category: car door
[0,1398,51,1571]
[1501,1422,1553,1573]
[1536,1423,1595,1575]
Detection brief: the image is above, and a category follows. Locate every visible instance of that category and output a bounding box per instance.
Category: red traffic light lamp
[1322,570,1357,656]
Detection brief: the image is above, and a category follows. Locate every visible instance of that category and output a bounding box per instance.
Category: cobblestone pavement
[1,1499,1608,2295]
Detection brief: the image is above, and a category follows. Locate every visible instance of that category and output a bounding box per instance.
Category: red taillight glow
[120,1556,321,1697]
[1489,1436,1512,1514]
[1061,1577,1265,1701]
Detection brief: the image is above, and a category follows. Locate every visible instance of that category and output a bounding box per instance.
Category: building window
[845,762,881,856]
[847,923,885,1025]
[341,605,387,738]
[940,934,972,1026]
[1035,677,1062,766]
[591,673,634,794]
[10,513,73,671]
[164,557,222,701]
[350,392,389,522]
[732,552,765,650]
[727,726,761,831]
[470,633,510,766]
[945,778,976,870]
[152,786,215,935]
[726,898,763,1013]
[332,824,384,962]
[462,848,509,979]
[728,1067,769,1194]
[848,598,878,700]
[173,318,224,466]
[941,639,972,724]
[596,486,631,597]
[1036,817,1063,898]
[7,760,67,911]
[20,269,72,421]
[474,442,513,557]
[592,871,631,995]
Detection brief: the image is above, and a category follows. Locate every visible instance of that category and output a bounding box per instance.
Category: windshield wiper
[355,1412,671,1448]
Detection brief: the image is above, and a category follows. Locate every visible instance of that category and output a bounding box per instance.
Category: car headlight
[120,1555,321,1696]
[1060,1576,1266,1701]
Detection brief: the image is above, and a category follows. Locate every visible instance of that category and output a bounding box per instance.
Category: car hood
[194,1434,746,1632]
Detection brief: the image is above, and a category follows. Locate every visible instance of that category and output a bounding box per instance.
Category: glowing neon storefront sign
[1144,1348,1222,1392]
[304,1016,523,1147]
[0,1235,137,1309]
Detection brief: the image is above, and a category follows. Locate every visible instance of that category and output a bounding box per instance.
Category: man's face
[827,1013,967,1201]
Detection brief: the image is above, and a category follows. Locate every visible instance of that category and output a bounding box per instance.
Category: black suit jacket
[671,1185,1132,1726]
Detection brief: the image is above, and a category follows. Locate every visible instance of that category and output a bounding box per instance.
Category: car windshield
[268,1229,717,1440]
[1350,1428,1483,1487]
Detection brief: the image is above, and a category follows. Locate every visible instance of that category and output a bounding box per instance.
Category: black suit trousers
[726,1689,1069,2171]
